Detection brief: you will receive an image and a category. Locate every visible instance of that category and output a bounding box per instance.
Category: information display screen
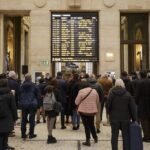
[51,12,99,62]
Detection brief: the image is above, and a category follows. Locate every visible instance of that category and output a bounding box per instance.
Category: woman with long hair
[44,78,62,144]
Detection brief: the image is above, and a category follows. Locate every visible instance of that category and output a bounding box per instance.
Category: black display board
[51,12,99,62]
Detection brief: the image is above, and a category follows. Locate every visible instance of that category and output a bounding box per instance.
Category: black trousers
[21,108,36,136]
[141,119,150,139]
[0,133,8,150]
[100,96,107,121]
[81,114,97,140]
[110,121,130,150]
[61,103,66,127]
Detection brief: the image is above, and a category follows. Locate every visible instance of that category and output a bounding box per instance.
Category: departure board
[51,12,99,62]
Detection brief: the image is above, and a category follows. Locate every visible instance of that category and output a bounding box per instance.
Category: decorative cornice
[33,0,47,8]
[103,0,116,8]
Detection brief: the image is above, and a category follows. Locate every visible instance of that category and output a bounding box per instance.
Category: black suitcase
[130,122,143,150]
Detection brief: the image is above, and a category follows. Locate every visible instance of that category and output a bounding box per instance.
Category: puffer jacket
[107,86,137,122]
[75,87,99,115]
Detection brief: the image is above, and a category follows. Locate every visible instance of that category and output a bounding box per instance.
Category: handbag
[53,101,62,114]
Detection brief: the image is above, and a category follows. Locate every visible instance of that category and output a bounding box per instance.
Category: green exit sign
[40,60,49,66]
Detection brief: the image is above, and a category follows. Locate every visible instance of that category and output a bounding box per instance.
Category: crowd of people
[0,70,150,150]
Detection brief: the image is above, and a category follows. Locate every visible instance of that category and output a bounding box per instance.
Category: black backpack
[0,95,8,119]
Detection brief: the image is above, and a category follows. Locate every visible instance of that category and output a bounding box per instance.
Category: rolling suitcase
[130,122,143,150]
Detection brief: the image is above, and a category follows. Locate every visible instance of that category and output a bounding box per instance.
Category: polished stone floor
[9,117,150,150]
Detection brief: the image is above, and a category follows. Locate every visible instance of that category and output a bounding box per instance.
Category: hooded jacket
[106,86,137,121]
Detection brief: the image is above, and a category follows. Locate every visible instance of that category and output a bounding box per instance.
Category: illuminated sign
[51,12,99,62]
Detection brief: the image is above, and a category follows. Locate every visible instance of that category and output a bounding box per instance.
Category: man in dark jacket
[68,73,80,130]
[107,79,137,150]
[135,71,150,142]
[88,74,104,133]
[7,71,20,137]
[7,71,20,107]
[0,76,17,150]
[20,73,40,139]
[56,72,67,129]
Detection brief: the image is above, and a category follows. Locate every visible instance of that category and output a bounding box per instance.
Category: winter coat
[20,81,40,109]
[135,79,150,119]
[38,82,47,106]
[107,86,137,122]
[8,77,20,107]
[88,78,104,102]
[68,80,80,110]
[121,76,132,93]
[57,78,67,104]
[75,87,99,116]
[0,87,17,133]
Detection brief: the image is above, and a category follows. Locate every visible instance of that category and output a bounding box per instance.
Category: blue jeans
[72,110,80,127]
[21,108,36,136]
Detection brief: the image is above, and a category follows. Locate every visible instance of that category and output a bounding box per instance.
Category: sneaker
[76,125,80,130]
[82,141,91,146]
[29,134,37,139]
[97,128,100,133]
[47,135,57,144]
[61,126,66,129]
[94,136,98,143]
[21,134,27,139]
[72,126,78,130]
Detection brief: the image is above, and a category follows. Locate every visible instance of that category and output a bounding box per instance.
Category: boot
[82,139,91,146]
[94,136,98,143]
[47,135,57,144]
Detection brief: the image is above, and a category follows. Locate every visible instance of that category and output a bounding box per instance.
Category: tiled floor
[9,118,150,150]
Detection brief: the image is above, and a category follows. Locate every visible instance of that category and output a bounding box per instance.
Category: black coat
[8,77,20,106]
[135,79,150,119]
[88,78,104,102]
[0,87,17,133]
[20,81,40,109]
[107,86,137,122]
[121,77,132,93]
[57,78,67,104]
[68,80,80,110]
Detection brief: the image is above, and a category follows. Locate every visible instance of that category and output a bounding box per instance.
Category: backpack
[43,92,56,111]
[20,86,38,109]
[0,95,8,119]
